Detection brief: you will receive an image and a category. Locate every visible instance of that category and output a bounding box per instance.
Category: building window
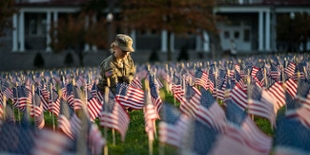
[224,31,229,39]
[234,31,239,39]
[244,29,250,42]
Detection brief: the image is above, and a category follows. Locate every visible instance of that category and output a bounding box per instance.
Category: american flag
[286,106,310,128]
[180,84,201,118]
[216,77,227,100]
[247,83,277,126]
[72,85,84,111]
[285,77,298,98]
[270,63,281,81]
[171,73,184,103]
[1,83,13,100]
[49,88,61,116]
[208,65,216,92]
[30,86,45,129]
[231,82,248,110]
[88,122,106,155]
[87,90,102,122]
[285,61,296,78]
[115,83,144,110]
[252,67,264,87]
[274,115,310,155]
[194,68,208,90]
[144,92,157,141]
[12,85,32,111]
[192,120,219,155]
[196,89,226,132]
[159,103,191,148]
[295,79,310,107]
[0,120,35,154]
[31,128,73,155]
[225,99,272,154]
[58,99,75,139]
[149,75,163,117]
[267,81,285,112]
[99,90,130,142]
[285,91,302,114]
[130,76,143,89]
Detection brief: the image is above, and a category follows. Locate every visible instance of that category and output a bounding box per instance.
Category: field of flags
[1,53,310,155]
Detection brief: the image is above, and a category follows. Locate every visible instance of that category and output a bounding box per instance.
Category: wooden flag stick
[3,95,6,118]
[104,78,110,155]
[247,69,254,120]
[15,81,21,124]
[50,83,55,131]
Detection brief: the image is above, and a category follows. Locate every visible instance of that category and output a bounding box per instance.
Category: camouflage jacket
[98,54,136,94]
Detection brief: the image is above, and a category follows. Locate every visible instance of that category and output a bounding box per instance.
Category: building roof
[16,0,91,7]
[262,0,310,5]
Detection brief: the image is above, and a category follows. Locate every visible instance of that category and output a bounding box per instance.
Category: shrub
[64,52,74,66]
[33,52,45,68]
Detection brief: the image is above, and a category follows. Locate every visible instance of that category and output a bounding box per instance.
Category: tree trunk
[78,51,84,67]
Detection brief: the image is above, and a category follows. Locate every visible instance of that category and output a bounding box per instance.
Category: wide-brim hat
[114,34,134,52]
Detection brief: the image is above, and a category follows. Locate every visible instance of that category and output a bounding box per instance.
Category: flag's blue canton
[60,99,74,119]
[270,63,278,72]
[256,69,264,81]
[249,84,262,101]
[73,86,82,99]
[295,62,306,73]
[160,103,181,124]
[235,70,242,82]
[101,94,116,113]
[209,73,215,86]
[173,73,181,85]
[200,89,215,109]
[0,121,35,154]
[226,79,232,90]
[34,87,42,106]
[13,86,30,98]
[225,99,247,126]
[150,81,159,99]
[51,89,59,102]
[275,116,310,154]
[218,79,226,89]
[297,79,310,97]
[285,92,302,111]
[195,68,203,78]
[193,120,219,155]
[209,64,215,74]
[185,85,196,101]
[92,82,97,91]
[66,83,73,95]
[116,83,128,96]
[219,69,226,79]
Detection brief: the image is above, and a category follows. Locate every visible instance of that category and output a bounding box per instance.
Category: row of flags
[1,53,310,154]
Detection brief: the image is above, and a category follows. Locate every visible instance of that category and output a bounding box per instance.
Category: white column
[265,11,270,51]
[12,13,18,52]
[91,15,97,52]
[258,11,264,51]
[46,11,51,52]
[161,30,167,52]
[203,31,210,52]
[130,30,136,50]
[18,11,25,52]
[170,33,175,52]
[195,34,201,51]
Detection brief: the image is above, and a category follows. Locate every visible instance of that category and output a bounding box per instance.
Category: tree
[0,0,18,42]
[277,13,310,52]
[49,0,109,67]
[119,0,222,61]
